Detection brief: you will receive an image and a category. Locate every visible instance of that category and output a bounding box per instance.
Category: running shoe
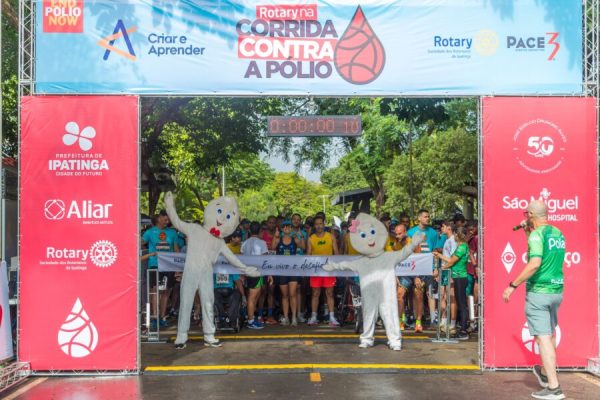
[328,318,340,327]
[291,317,298,327]
[297,313,307,323]
[456,330,470,341]
[265,316,277,325]
[532,365,549,388]
[204,339,222,348]
[247,319,264,329]
[531,386,565,400]
[307,316,319,325]
[389,343,402,351]
[159,318,169,328]
[280,317,290,326]
[358,341,374,349]
[174,343,186,350]
[414,321,423,333]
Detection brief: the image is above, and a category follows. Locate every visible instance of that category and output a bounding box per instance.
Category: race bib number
[216,274,230,285]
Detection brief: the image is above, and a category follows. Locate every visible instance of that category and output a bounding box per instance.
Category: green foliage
[384,127,477,218]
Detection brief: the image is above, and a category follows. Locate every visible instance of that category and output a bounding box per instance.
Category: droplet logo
[335,6,385,85]
[522,322,561,354]
[501,242,516,273]
[62,121,96,151]
[58,298,99,358]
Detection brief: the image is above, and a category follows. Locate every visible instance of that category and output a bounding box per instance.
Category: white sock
[329,312,336,320]
[430,311,436,322]
[441,317,447,325]
[450,320,456,328]
[311,312,317,318]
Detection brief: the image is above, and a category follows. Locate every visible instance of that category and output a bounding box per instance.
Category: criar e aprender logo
[237,4,385,85]
[98,19,137,61]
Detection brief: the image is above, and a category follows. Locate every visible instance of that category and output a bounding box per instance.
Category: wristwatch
[509,281,518,289]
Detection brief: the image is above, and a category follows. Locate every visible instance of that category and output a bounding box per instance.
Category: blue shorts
[398,277,413,290]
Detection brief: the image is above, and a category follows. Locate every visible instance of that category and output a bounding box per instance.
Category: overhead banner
[19,96,138,371]
[157,252,434,276]
[35,0,582,95]
[482,97,598,368]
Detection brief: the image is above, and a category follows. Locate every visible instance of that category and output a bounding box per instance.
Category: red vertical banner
[482,97,598,368]
[19,96,138,371]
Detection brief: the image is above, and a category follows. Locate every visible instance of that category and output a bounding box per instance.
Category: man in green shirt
[503,200,565,400]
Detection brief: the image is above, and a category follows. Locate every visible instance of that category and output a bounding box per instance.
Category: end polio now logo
[43,0,84,33]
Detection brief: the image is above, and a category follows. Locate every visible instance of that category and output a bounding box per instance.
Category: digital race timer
[267,116,362,137]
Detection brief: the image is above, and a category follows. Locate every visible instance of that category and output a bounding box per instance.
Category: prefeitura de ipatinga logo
[236,4,385,85]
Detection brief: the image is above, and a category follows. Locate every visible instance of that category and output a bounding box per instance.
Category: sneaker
[159,318,169,328]
[204,339,222,348]
[439,322,447,333]
[257,316,264,323]
[358,341,374,349]
[265,316,278,325]
[307,316,319,325]
[389,343,402,351]
[456,331,470,341]
[280,317,290,326]
[328,318,340,327]
[532,365,549,388]
[247,319,264,330]
[150,319,158,330]
[174,343,186,350]
[531,386,565,400]
[414,322,423,333]
[291,317,298,327]
[297,314,307,323]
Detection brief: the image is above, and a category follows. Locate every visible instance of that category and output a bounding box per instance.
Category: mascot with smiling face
[165,192,259,349]
[324,213,424,350]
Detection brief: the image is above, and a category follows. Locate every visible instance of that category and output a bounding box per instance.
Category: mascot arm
[164,191,194,237]
[323,259,358,272]
[221,244,260,277]
[393,232,426,264]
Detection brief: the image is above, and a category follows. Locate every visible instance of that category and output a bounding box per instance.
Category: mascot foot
[174,343,186,350]
[204,339,222,348]
[388,343,402,351]
[358,341,374,349]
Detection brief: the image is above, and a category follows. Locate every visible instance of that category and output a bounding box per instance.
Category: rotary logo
[90,240,118,268]
[473,29,499,56]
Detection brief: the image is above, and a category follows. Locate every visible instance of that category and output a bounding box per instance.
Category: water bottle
[159,276,167,291]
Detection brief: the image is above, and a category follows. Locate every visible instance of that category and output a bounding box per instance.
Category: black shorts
[246,277,264,289]
[276,276,299,285]
[148,270,176,289]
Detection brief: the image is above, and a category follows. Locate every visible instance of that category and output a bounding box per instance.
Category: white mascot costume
[324,213,424,350]
[165,191,259,349]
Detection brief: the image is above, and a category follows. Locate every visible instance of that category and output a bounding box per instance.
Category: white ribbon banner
[157,253,433,276]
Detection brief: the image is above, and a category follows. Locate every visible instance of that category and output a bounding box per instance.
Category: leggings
[453,277,469,332]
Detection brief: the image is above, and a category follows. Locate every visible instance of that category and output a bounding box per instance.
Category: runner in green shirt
[502,200,566,400]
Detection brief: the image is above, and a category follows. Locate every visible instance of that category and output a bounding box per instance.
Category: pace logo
[58,298,99,358]
[522,322,561,354]
[512,118,566,174]
[98,19,137,61]
[506,32,560,61]
[501,242,516,273]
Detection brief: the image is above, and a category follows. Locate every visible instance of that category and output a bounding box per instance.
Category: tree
[384,127,477,218]
[2,0,18,157]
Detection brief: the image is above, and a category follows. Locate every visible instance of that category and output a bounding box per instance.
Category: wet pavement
[4,324,600,399]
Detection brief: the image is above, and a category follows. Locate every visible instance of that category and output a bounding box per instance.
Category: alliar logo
[63,121,96,151]
[44,199,66,220]
[334,6,385,85]
[58,298,99,358]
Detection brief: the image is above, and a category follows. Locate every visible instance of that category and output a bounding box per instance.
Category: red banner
[482,97,598,367]
[19,96,138,371]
